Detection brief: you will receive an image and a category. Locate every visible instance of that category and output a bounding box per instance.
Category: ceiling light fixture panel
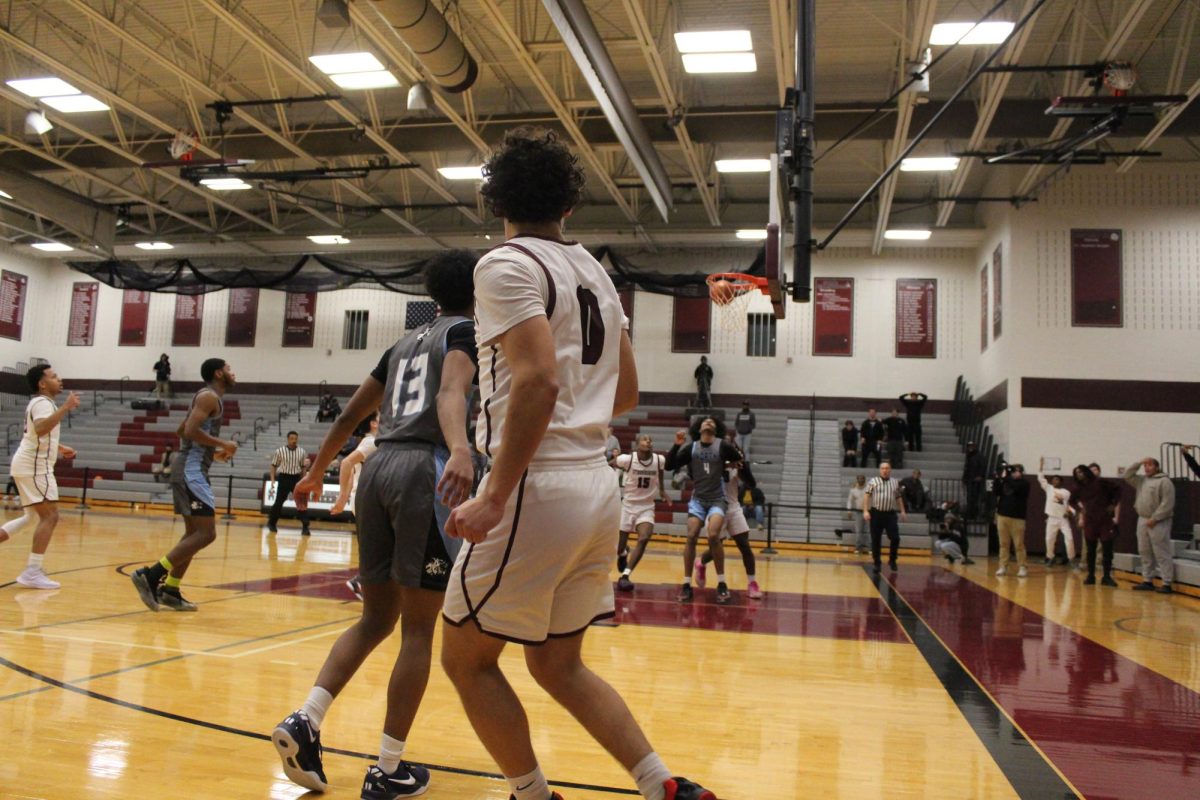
[6,77,80,97]
[135,242,174,250]
[32,242,73,251]
[716,158,771,173]
[437,166,484,180]
[328,70,400,90]
[674,30,753,54]
[929,22,1015,46]
[309,52,387,74]
[900,157,961,172]
[41,94,110,113]
[884,229,933,240]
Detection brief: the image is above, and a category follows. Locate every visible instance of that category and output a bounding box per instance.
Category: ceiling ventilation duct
[367,0,479,93]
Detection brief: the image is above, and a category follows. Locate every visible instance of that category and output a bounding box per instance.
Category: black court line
[865,567,1077,800]
[0,559,135,590]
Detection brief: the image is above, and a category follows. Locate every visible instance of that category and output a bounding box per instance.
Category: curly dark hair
[424,249,477,313]
[480,127,586,224]
[688,415,727,440]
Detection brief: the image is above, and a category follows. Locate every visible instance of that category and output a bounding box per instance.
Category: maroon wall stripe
[1022,378,1200,413]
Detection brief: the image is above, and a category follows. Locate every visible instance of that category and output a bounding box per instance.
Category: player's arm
[181,393,236,453]
[32,393,79,436]
[332,449,366,513]
[719,440,742,467]
[740,462,758,489]
[435,349,478,509]
[612,330,638,417]
[862,482,873,519]
[658,459,668,502]
[665,430,690,470]
[296,375,384,495]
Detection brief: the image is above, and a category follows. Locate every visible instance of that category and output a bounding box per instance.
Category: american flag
[405,300,437,330]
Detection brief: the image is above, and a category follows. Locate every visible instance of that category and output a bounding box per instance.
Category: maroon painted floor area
[212,569,360,601]
[888,566,1200,800]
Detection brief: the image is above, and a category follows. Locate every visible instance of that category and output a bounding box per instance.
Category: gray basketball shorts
[354,444,456,591]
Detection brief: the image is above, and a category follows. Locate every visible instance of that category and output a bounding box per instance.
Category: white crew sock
[682,576,692,586]
[747,573,756,582]
[27,552,45,570]
[622,568,632,577]
[1,510,37,542]
[631,752,671,800]
[508,765,551,800]
[716,574,726,585]
[378,733,406,774]
[301,686,334,730]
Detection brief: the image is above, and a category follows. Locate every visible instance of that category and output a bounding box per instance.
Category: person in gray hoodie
[1124,457,1176,594]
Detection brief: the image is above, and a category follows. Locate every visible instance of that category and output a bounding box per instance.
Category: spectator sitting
[899,469,928,511]
[742,483,766,531]
[934,512,974,565]
[316,392,341,422]
[860,408,884,468]
[841,420,858,467]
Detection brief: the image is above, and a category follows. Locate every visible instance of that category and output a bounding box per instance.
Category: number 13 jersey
[475,234,627,467]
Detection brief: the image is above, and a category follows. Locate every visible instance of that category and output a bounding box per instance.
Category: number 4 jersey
[372,315,477,446]
[615,452,665,507]
[474,235,628,466]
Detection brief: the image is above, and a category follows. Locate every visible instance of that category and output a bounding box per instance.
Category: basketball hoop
[1103,62,1136,97]
[707,272,768,331]
[169,129,199,162]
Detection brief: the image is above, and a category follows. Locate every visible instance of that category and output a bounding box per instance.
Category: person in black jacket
[882,409,907,468]
[153,354,172,398]
[994,464,1031,577]
[860,408,884,468]
[900,391,927,451]
[841,420,859,467]
[899,469,928,512]
[963,442,986,520]
[1181,445,1200,477]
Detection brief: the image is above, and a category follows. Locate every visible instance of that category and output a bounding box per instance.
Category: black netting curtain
[594,246,766,297]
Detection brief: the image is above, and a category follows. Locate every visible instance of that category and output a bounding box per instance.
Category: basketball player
[697,451,763,599]
[333,413,379,601]
[272,250,478,798]
[440,127,715,800]
[130,358,237,611]
[0,365,79,589]
[666,416,742,605]
[614,433,668,591]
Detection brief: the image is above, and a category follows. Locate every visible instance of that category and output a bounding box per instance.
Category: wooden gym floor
[1,508,1197,799]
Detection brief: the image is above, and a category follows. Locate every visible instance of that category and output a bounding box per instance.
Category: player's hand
[900,510,908,522]
[62,392,81,411]
[1147,518,1157,528]
[221,439,238,458]
[1184,445,1194,455]
[295,470,323,497]
[863,510,871,522]
[438,450,475,509]
[59,445,76,459]
[331,493,349,515]
[446,493,505,544]
[674,429,687,445]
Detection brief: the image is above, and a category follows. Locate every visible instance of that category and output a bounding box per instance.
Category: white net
[710,284,758,332]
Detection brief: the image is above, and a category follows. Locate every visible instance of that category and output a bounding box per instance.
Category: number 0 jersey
[371,315,477,447]
[474,234,628,466]
[615,452,665,505]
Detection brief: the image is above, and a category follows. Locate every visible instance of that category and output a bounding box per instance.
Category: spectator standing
[153,353,172,398]
[269,431,311,534]
[693,356,713,408]
[846,475,868,554]
[1037,459,1076,567]
[899,469,927,512]
[742,483,766,531]
[735,400,757,460]
[860,408,884,468]
[1070,465,1121,587]
[1124,457,1176,594]
[899,391,928,451]
[841,420,859,467]
[604,426,621,464]
[882,409,907,468]
[863,462,907,574]
[1180,445,1200,478]
[963,442,986,519]
[994,464,1031,577]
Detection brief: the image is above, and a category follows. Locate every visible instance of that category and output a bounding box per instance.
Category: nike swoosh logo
[388,776,417,786]
[516,782,534,791]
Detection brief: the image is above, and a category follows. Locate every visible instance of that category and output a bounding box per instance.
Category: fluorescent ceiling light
[308,52,386,75]
[884,229,932,241]
[200,177,252,190]
[437,165,484,180]
[6,77,80,98]
[682,52,757,74]
[328,70,399,90]
[32,242,73,252]
[716,158,771,173]
[900,156,961,172]
[736,229,768,240]
[929,22,1015,46]
[24,111,54,135]
[41,94,110,113]
[0,189,11,199]
[674,30,753,54]
[135,242,174,250]
[307,234,351,245]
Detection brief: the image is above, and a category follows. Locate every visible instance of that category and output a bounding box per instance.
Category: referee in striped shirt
[269,431,310,534]
[862,462,907,573]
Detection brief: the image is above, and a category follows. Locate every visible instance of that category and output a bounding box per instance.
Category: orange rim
[706,272,768,295]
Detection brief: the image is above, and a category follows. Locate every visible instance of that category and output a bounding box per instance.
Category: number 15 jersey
[615,452,665,506]
[475,234,627,467]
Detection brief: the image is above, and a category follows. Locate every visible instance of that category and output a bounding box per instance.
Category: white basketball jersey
[474,235,626,466]
[10,396,59,477]
[616,452,664,504]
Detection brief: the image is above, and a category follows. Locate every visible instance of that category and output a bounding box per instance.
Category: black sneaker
[962,558,976,565]
[663,777,717,800]
[617,575,635,592]
[715,582,732,605]
[889,560,898,572]
[131,567,161,612]
[1101,575,1118,588]
[361,762,430,799]
[872,562,882,575]
[273,710,329,792]
[1044,558,1053,567]
[678,583,693,603]
[1132,581,1155,591]
[158,586,198,611]
[1157,584,1174,594]
[1083,574,1096,585]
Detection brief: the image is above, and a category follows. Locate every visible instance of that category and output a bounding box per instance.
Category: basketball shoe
[158,586,197,612]
[16,566,60,590]
[131,566,161,611]
[273,710,328,792]
[616,575,635,592]
[361,761,430,799]
[746,580,764,599]
[715,582,732,605]
[664,777,718,800]
[508,794,563,800]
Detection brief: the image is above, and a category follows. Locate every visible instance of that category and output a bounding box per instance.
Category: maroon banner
[1071,229,1123,327]
[225,287,259,347]
[895,279,937,359]
[992,244,1003,340]
[813,277,854,356]
[980,264,989,352]
[172,293,205,347]
[0,270,28,341]
[282,291,317,348]
[68,282,98,346]
[119,289,150,346]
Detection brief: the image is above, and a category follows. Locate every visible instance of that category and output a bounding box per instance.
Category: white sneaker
[16,567,61,590]
[1017,566,1028,578]
[995,567,1008,577]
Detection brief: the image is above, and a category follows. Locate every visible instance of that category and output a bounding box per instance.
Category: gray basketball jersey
[377,315,474,446]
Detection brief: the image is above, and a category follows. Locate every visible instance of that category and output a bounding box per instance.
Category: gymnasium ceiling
[1,0,1198,261]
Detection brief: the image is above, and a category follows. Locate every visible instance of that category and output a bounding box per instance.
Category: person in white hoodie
[1037,458,1076,569]
[1124,457,1176,594]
